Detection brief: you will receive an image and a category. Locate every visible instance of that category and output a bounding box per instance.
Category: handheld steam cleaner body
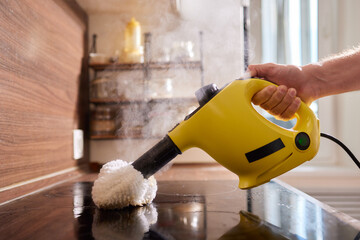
[132,78,320,189]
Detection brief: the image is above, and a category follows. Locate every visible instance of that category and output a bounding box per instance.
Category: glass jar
[149,78,173,99]
[170,41,194,62]
[117,102,147,138]
[91,106,116,135]
[90,76,118,99]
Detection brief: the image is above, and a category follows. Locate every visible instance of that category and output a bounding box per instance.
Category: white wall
[76,0,248,164]
[80,0,246,86]
[81,0,360,174]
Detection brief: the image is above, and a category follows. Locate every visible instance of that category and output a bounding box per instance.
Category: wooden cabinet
[0,0,88,203]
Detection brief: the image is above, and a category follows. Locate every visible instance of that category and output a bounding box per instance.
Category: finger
[279,97,301,120]
[268,88,297,116]
[260,85,288,110]
[251,85,277,105]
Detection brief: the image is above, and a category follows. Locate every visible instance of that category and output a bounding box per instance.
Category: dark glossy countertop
[0,176,359,240]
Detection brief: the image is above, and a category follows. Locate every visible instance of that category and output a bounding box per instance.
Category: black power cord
[320,132,360,169]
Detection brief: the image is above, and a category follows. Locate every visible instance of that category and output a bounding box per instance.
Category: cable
[320,132,360,169]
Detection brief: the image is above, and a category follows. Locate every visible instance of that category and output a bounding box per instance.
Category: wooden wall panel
[0,0,88,195]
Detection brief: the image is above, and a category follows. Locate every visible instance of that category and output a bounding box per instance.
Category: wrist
[300,63,324,102]
[303,49,360,99]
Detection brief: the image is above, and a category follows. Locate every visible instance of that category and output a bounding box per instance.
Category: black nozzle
[195,84,219,106]
[132,135,181,178]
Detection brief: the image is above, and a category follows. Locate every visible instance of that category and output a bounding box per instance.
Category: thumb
[247,64,260,78]
[247,63,274,79]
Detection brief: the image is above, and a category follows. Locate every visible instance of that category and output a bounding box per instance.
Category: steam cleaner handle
[248,78,317,133]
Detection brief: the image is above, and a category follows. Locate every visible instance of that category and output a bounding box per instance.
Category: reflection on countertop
[0,173,360,239]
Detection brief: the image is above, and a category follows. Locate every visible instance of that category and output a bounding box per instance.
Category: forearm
[249,46,360,120]
[303,47,360,99]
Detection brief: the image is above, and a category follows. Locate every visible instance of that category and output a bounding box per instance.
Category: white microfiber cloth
[92,159,157,209]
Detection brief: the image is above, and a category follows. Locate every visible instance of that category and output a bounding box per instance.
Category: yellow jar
[123,18,143,62]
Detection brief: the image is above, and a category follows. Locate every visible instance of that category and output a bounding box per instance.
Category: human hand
[251,84,301,120]
[248,63,316,120]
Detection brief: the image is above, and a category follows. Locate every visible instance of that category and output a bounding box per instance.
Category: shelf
[90,133,163,140]
[90,128,143,140]
[90,97,198,105]
[89,61,202,71]
[90,134,120,140]
[89,62,144,71]
[150,61,202,70]
[89,32,204,141]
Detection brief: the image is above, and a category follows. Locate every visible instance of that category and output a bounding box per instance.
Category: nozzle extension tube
[132,135,181,178]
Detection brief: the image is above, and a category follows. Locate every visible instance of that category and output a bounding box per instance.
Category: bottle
[123,18,143,63]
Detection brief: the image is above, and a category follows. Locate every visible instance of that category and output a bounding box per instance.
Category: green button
[295,132,310,150]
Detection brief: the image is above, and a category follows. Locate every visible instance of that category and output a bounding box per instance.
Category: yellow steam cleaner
[132,78,359,189]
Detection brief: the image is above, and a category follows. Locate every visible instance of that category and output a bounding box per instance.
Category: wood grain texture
[0,168,83,204]
[0,0,88,195]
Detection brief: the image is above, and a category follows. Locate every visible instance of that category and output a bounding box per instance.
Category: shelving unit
[89,61,202,72]
[89,32,204,140]
[90,97,197,105]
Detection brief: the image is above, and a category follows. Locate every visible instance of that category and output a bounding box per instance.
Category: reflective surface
[0,179,360,240]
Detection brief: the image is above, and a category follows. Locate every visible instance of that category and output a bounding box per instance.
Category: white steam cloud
[87,0,251,164]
